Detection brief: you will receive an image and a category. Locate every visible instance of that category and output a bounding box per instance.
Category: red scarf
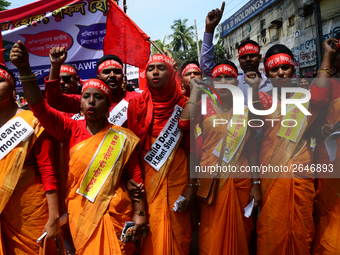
[128,54,187,150]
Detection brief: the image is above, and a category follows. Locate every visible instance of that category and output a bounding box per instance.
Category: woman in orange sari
[310,34,340,255]
[255,44,317,255]
[10,41,146,255]
[180,60,261,255]
[0,63,60,254]
[128,54,194,255]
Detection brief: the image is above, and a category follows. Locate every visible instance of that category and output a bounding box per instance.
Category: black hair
[213,60,239,75]
[0,64,16,88]
[97,54,123,69]
[238,40,260,51]
[263,44,294,67]
[180,60,200,75]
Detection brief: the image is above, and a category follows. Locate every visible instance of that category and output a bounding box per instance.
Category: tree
[151,36,172,56]
[0,0,11,11]
[168,19,195,52]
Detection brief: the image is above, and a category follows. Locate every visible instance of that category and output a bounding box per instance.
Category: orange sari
[198,114,254,255]
[65,125,139,255]
[139,136,192,255]
[312,97,340,255]
[0,111,57,255]
[257,98,317,255]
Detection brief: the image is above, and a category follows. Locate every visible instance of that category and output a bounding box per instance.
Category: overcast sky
[8,0,248,44]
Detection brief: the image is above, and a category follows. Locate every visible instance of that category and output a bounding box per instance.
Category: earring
[105,111,109,118]
[80,111,83,116]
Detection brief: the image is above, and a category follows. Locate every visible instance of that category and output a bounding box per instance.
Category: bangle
[186,100,197,107]
[19,73,37,82]
[321,124,328,137]
[317,68,332,75]
[135,210,145,216]
[252,100,261,104]
[18,73,37,80]
[252,181,261,185]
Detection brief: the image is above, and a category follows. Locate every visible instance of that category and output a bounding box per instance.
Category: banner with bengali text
[0,0,124,92]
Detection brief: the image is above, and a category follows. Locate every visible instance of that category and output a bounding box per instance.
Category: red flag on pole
[0,30,4,65]
[104,0,151,69]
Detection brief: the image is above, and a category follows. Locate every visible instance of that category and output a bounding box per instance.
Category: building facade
[219,0,340,77]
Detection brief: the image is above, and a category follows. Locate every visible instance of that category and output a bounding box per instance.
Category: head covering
[211,64,238,79]
[81,79,111,101]
[264,53,294,72]
[181,63,201,79]
[0,65,15,88]
[128,54,187,150]
[97,59,123,74]
[238,43,260,57]
[60,65,78,76]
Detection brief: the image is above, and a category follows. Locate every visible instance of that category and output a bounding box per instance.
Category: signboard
[221,0,278,37]
[0,0,124,92]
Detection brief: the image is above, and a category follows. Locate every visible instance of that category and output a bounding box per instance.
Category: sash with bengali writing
[67,124,139,248]
[261,93,317,198]
[213,108,249,164]
[0,111,43,213]
[77,128,126,202]
[277,92,309,142]
[144,105,184,203]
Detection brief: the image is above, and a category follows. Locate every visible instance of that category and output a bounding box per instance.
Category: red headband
[181,63,201,79]
[0,69,15,88]
[264,53,294,72]
[97,60,123,74]
[147,54,173,67]
[238,43,260,57]
[211,64,238,79]
[60,65,78,76]
[81,79,111,101]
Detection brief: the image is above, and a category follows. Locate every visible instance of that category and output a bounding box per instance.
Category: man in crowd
[200,2,272,105]
[44,47,141,126]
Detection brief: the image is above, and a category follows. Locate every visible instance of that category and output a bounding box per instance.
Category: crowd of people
[1,2,340,255]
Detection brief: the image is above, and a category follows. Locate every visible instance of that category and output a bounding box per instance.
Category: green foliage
[151,36,172,56]
[168,19,195,52]
[0,0,11,11]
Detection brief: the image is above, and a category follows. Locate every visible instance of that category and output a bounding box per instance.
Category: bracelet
[252,100,261,104]
[18,73,37,80]
[252,181,261,185]
[19,78,37,82]
[317,69,332,75]
[321,124,328,138]
[186,100,197,107]
[135,210,145,216]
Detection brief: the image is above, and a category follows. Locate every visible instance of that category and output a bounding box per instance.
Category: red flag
[104,0,151,69]
[0,30,4,65]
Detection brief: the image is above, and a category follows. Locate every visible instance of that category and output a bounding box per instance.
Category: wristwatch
[135,210,145,216]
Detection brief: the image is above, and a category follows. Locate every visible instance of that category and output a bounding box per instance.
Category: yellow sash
[0,111,43,213]
[261,98,317,197]
[67,124,139,249]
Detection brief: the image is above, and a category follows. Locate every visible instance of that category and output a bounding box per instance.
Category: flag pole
[123,0,128,85]
[148,38,165,55]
